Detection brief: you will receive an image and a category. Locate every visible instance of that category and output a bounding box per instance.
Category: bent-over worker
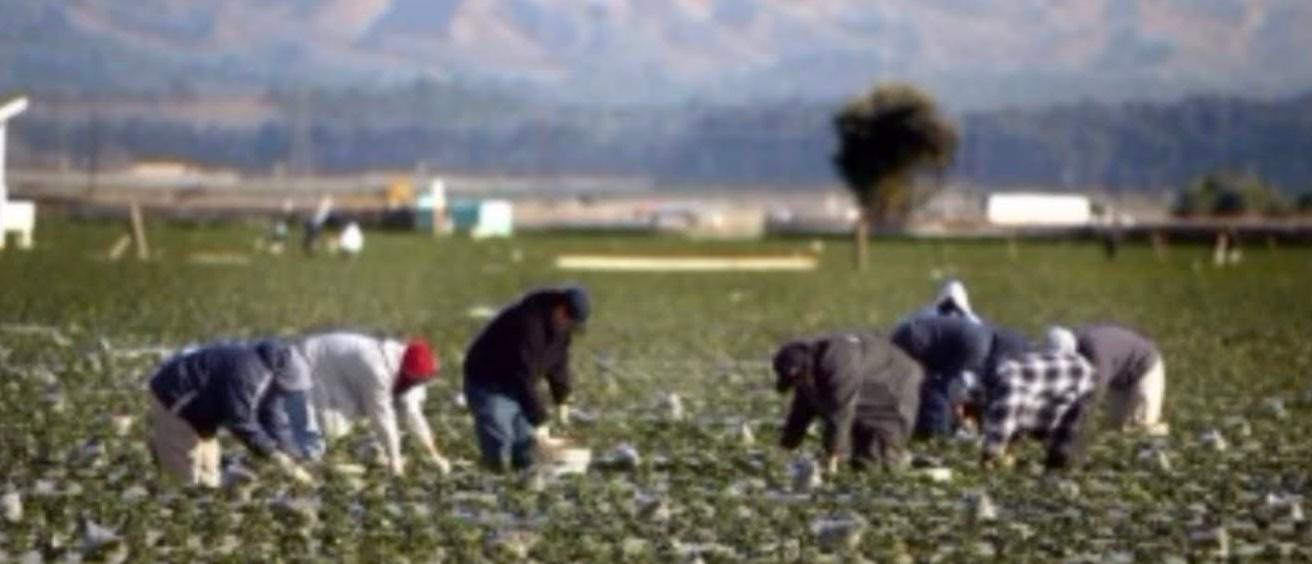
[463,286,589,470]
[146,340,314,487]
[289,330,447,476]
[773,332,924,473]
[1046,324,1167,434]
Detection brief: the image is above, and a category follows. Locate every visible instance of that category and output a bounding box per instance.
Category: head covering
[395,338,439,393]
[935,279,975,319]
[255,340,312,392]
[1045,326,1077,355]
[561,285,591,326]
[772,341,812,394]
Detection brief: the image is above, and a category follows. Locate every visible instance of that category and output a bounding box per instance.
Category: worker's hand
[428,451,452,476]
[272,452,317,487]
[534,426,565,449]
[824,454,840,475]
[555,404,571,427]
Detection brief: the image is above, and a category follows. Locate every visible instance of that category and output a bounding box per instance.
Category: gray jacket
[1077,325,1160,390]
[777,333,924,458]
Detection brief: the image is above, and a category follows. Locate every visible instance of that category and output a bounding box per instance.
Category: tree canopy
[832,84,958,224]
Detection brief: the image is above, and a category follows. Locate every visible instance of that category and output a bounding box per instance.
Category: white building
[986,192,1092,227]
[1,96,35,250]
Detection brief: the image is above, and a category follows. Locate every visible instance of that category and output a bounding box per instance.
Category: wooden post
[129,202,149,260]
[854,217,869,270]
[1151,231,1168,261]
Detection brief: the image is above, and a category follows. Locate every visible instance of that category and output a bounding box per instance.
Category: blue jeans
[914,373,956,438]
[465,383,537,471]
[284,391,325,461]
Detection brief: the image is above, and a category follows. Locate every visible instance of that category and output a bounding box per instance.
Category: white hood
[1045,326,1077,354]
[935,280,976,319]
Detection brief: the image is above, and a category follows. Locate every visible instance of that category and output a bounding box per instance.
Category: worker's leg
[913,374,954,439]
[1135,358,1166,430]
[848,423,877,471]
[509,411,538,471]
[466,384,518,471]
[197,438,222,488]
[148,394,207,486]
[284,391,324,461]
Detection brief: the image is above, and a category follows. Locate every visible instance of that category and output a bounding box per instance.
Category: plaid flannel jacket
[982,351,1096,458]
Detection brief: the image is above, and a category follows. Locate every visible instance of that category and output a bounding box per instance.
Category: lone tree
[833,84,958,269]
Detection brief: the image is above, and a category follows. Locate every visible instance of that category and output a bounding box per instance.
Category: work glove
[555,404,571,427]
[429,453,452,476]
[824,454,840,476]
[271,452,316,487]
[534,425,565,449]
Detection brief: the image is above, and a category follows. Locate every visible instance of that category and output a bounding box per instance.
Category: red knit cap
[396,339,438,393]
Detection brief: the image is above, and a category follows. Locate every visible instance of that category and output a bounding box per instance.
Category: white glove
[534,426,564,448]
[271,452,316,486]
[430,453,452,476]
[556,404,571,426]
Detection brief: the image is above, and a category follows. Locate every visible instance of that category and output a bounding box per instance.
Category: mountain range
[4,0,1312,109]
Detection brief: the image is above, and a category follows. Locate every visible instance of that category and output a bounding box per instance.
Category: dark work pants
[914,374,955,438]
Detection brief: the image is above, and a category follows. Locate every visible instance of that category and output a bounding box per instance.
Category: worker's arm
[510,318,554,427]
[399,387,449,473]
[224,369,281,459]
[779,393,816,450]
[980,375,1021,466]
[257,390,304,459]
[546,348,572,407]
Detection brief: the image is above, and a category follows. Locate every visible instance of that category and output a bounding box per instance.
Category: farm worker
[1046,324,1167,434]
[978,350,1098,471]
[463,286,589,471]
[898,279,983,327]
[302,196,334,256]
[891,317,993,438]
[772,332,924,473]
[286,331,448,476]
[146,340,315,488]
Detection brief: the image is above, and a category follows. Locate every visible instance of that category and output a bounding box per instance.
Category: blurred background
[3,0,1312,241]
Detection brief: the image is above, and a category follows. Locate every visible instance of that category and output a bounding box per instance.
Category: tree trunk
[853,209,869,270]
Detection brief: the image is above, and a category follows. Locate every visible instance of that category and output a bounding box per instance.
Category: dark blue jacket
[891,317,993,376]
[149,342,300,459]
[463,290,573,426]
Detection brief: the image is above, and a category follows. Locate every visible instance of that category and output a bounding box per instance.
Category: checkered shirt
[982,351,1096,458]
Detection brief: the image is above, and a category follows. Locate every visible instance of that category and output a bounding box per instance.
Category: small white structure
[338,222,364,256]
[451,199,514,239]
[1,96,34,250]
[986,192,1091,227]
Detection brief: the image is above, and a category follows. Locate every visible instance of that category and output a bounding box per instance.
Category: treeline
[13,88,1312,193]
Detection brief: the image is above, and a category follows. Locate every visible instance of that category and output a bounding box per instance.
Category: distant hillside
[10,90,1312,193]
[3,0,1312,109]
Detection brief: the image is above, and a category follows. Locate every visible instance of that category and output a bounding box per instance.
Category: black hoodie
[777,333,923,461]
[463,290,574,426]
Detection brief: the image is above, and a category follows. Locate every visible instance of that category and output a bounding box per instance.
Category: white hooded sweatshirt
[294,331,438,473]
[899,279,983,327]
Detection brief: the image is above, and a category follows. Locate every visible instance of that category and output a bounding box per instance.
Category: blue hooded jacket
[149,341,303,459]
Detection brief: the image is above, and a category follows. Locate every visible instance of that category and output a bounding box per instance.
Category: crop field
[1,220,1310,561]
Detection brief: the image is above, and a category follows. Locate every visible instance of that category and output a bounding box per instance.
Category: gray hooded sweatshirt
[1077,325,1160,390]
[776,333,924,463]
